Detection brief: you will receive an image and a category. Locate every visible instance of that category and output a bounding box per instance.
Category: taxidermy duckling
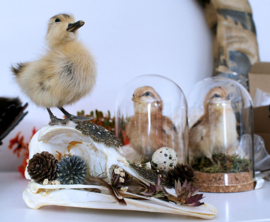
[126,86,179,161]
[12,14,96,125]
[189,87,239,164]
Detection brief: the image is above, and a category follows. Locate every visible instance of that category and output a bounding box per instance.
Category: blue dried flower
[57,155,87,184]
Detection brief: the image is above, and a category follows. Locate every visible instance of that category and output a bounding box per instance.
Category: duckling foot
[210,157,217,166]
[58,107,93,124]
[47,108,69,126]
[49,116,69,126]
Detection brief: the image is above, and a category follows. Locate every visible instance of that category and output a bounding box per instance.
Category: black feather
[0,97,28,145]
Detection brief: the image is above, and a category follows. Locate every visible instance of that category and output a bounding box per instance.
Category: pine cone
[165,163,194,187]
[57,155,87,184]
[27,151,58,183]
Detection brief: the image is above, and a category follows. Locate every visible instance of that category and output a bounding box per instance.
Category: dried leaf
[84,176,126,205]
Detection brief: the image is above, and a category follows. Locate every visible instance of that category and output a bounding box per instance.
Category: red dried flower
[8,127,37,178]
[9,132,25,157]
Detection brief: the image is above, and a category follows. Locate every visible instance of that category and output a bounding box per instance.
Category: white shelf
[0,172,270,222]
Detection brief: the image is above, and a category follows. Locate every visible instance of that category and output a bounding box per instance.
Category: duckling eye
[214,94,220,98]
[144,91,150,96]
[55,18,61,23]
[133,94,134,97]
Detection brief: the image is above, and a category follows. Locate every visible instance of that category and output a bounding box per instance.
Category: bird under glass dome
[115,75,188,174]
[188,76,254,192]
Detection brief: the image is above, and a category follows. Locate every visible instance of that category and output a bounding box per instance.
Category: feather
[0,97,28,145]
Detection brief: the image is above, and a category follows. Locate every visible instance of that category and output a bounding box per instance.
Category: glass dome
[187,76,254,192]
[115,74,188,172]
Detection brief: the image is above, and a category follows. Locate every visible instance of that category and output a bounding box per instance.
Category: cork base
[194,171,254,193]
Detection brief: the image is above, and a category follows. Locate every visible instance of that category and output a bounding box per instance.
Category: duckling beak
[132,96,141,104]
[67,20,85,32]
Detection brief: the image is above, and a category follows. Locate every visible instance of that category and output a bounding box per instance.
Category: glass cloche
[187,76,254,193]
[115,75,188,173]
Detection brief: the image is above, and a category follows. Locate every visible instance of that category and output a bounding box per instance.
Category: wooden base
[194,171,254,193]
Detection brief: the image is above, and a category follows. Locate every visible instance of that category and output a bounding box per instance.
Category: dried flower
[9,127,37,178]
[141,175,168,199]
[168,180,204,207]
[114,168,120,174]
[9,132,25,157]
[84,174,126,205]
[43,179,49,185]
[141,176,204,207]
[120,187,128,192]
[57,155,87,184]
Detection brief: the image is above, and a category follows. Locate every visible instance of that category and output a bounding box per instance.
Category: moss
[191,153,252,173]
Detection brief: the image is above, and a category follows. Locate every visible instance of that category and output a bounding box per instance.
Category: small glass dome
[115,75,188,172]
[187,76,254,192]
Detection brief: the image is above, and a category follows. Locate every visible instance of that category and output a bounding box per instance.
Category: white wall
[0,0,267,171]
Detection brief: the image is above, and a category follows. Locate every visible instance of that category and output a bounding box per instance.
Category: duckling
[11,14,96,125]
[189,87,239,164]
[126,86,180,161]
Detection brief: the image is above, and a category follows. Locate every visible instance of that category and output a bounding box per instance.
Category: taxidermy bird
[189,86,239,164]
[126,86,180,161]
[0,97,28,145]
[12,14,96,125]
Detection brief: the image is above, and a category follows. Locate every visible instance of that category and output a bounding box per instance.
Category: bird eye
[55,18,61,23]
[133,94,134,97]
[144,91,150,96]
[214,94,220,98]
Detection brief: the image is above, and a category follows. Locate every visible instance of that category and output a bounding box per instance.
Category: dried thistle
[57,155,87,184]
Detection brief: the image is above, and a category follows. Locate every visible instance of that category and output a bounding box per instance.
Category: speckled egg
[151,147,178,172]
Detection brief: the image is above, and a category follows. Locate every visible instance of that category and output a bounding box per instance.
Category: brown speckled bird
[11,14,96,125]
[126,86,180,160]
[189,87,239,164]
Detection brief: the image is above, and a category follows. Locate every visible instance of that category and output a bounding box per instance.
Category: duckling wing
[11,63,28,77]
[189,117,210,158]
[161,116,177,135]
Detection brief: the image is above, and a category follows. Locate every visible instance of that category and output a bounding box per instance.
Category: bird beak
[132,96,141,104]
[67,20,85,32]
